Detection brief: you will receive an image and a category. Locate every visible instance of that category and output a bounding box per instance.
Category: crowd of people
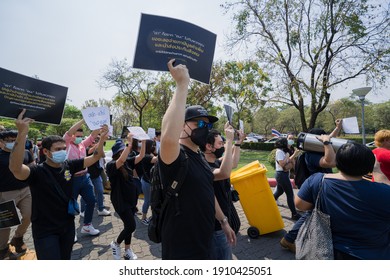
[1,60,390,260]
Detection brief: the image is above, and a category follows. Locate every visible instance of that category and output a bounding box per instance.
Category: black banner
[0,67,68,125]
[0,200,21,229]
[133,14,217,84]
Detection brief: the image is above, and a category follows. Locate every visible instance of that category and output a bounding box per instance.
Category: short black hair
[199,129,221,152]
[41,135,66,150]
[0,130,18,140]
[275,137,288,149]
[336,142,375,176]
[309,128,326,135]
[155,131,161,137]
[76,128,83,132]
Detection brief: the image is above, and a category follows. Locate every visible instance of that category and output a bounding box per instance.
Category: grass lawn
[105,139,275,178]
[235,149,275,178]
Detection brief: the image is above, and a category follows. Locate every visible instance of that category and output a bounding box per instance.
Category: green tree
[223,0,390,131]
[372,101,390,131]
[221,61,270,129]
[252,107,279,136]
[100,59,156,127]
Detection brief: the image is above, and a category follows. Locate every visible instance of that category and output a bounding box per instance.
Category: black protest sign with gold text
[133,14,217,84]
[0,67,68,125]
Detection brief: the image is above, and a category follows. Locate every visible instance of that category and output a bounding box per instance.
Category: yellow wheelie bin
[230,162,284,238]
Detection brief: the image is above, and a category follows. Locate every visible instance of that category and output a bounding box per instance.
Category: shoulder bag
[295,176,334,260]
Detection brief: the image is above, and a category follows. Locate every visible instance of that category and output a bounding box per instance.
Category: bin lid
[231,160,264,178]
[230,166,267,184]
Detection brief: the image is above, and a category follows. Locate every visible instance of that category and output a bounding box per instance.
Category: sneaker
[280,237,296,253]
[0,247,18,260]
[10,237,27,254]
[81,224,100,236]
[97,209,111,216]
[80,212,85,218]
[110,241,121,260]
[291,213,302,221]
[124,248,138,260]
[141,218,149,226]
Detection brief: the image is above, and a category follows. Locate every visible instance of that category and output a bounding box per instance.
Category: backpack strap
[160,145,189,216]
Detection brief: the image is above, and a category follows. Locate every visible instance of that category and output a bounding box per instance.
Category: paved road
[17,186,298,260]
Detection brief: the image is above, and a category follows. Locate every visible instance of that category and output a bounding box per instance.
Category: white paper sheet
[127,126,151,140]
[342,116,360,134]
[82,106,111,130]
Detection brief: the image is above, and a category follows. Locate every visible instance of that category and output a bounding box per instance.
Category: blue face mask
[5,142,15,150]
[74,137,83,145]
[50,150,67,163]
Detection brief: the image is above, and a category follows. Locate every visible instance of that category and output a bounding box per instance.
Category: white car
[365,141,376,148]
[104,150,113,164]
[243,136,259,143]
[264,137,279,143]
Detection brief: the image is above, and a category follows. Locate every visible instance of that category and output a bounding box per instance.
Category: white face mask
[288,139,294,146]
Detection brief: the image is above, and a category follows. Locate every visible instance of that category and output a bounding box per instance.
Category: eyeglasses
[195,120,213,129]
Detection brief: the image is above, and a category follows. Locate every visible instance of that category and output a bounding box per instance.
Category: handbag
[67,198,80,216]
[295,176,334,260]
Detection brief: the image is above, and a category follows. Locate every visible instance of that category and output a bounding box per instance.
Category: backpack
[148,148,189,243]
[294,152,311,189]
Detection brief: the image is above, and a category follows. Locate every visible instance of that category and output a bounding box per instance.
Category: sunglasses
[192,120,213,129]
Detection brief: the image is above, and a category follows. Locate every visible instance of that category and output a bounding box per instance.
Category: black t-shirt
[208,159,231,231]
[158,145,215,260]
[86,147,103,179]
[27,160,84,238]
[106,156,138,213]
[141,154,155,183]
[130,150,143,178]
[0,149,33,192]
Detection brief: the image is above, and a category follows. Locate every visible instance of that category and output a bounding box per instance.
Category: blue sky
[0,0,388,109]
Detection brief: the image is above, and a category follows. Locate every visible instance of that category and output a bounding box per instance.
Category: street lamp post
[352,87,372,145]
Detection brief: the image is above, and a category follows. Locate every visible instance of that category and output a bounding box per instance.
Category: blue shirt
[298,173,390,259]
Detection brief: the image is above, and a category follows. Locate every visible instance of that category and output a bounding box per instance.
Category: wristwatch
[323,141,332,145]
[219,216,228,225]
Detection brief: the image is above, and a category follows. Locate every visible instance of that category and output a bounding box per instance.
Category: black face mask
[213,146,225,158]
[189,126,210,147]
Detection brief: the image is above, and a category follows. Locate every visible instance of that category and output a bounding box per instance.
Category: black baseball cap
[185,105,218,123]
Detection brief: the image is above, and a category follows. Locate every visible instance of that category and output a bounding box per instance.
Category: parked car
[264,137,279,143]
[243,136,259,143]
[104,150,113,164]
[365,141,376,148]
[247,133,265,142]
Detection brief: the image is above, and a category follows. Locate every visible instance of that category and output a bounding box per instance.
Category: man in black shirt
[200,125,245,259]
[9,109,108,260]
[0,130,34,260]
[159,60,235,259]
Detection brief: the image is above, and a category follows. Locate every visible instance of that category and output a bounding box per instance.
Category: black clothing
[158,145,215,259]
[86,148,103,179]
[27,160,84,239]
[141,154,155,183]
[208,159,231,231]
[0,149,33,192]
[106,156,138,246]
[106,157,138,213]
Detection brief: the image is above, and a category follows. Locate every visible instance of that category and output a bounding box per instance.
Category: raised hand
[15,109,34,135]
[167,59,190,86]
[224,122,235,143]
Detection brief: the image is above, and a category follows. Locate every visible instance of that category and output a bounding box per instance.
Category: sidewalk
[16,187,298,260]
